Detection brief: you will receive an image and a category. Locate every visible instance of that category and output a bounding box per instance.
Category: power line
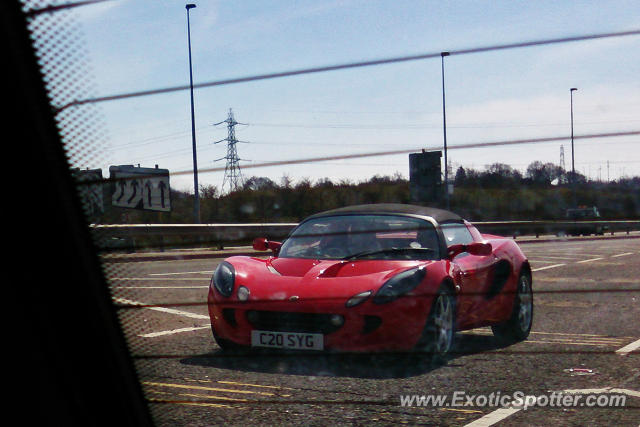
[102,134,639,173]
[167,130,640,177]
[104,117,640,152]
[25,0,112,17]
[53,29,640,113]
[246,118,640,130]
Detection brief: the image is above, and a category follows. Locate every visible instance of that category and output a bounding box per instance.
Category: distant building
[409,150,442,204]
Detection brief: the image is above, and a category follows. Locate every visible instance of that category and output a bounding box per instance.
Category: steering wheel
[324,247,348,259]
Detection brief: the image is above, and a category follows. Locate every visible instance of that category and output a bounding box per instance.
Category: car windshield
[279,215,440,260]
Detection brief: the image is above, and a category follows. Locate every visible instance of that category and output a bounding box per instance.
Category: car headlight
[237,286,250,302]
[212,261,235,297]
[373,267,426,304]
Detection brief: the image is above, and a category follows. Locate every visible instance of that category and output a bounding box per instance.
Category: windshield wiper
[343,247,434,260]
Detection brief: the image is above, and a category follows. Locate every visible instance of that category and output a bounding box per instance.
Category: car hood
[225,256,435,302]
[270,257,426,278]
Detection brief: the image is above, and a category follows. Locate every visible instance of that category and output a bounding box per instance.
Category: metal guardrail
[90,220,640,252]
[91,223,298,239]
[473,220,640,238]
[90,223,298,251]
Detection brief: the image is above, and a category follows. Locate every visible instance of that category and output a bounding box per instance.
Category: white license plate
[251,330,324,350]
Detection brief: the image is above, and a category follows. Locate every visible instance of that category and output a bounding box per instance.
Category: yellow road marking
[148,399,244,409]
[184,378,212,383]
[176,401,239,409]
[440,408,483,414]
[218,380,295,391]
[148,389,248,402]
[143,381,276,396]
[176,393,248,402]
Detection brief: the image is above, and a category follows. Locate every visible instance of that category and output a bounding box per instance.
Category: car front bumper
[207,287,435,352]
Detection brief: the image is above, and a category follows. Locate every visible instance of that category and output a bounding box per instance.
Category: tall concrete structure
[409,150,443,205]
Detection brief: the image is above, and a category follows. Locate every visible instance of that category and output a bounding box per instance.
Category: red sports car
[207,204,533,358]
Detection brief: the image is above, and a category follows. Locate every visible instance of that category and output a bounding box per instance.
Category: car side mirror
[468,242,492,256]
[252,237,282,254]
[253,237,269,251]
[447,242,492,259]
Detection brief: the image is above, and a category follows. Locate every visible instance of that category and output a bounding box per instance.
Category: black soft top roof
[305,203,463,224]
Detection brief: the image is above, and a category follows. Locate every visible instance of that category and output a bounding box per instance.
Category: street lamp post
[570,87,577,208]
[441,52,450,210]
[186,3,200,223]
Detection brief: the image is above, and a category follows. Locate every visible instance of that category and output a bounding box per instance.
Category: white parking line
[528,259,564,264]
[111,278,207,281]
[616,338,640,356]
[611,252,634,258]
[576,257,604,264]
[113,286,209,289]
[568,253,610,257]
[525,255,584,260]
[140,326,210,338]
[466,330,637,350]
[464,397,536,427]
[525,340,619,347]
[528,252,606,257]
[465,387,640,426]
[113,297,209,320]
[532,263,566,272]
[149,270,213,276]
[562,387,640,398]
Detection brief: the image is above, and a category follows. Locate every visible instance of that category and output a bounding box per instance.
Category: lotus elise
[207,204,533,357]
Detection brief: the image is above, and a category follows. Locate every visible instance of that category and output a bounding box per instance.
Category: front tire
[492,272,533,343]
[416,285,456,361]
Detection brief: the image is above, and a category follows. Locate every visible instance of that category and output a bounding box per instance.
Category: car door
[442,222,497,328]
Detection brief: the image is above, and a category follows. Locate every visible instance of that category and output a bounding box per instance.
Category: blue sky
[71,0,640,193]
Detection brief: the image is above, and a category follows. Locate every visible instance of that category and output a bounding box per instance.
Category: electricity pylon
[214,109,248,194]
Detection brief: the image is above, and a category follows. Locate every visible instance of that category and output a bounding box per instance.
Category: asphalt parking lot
[103,236,639,426]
